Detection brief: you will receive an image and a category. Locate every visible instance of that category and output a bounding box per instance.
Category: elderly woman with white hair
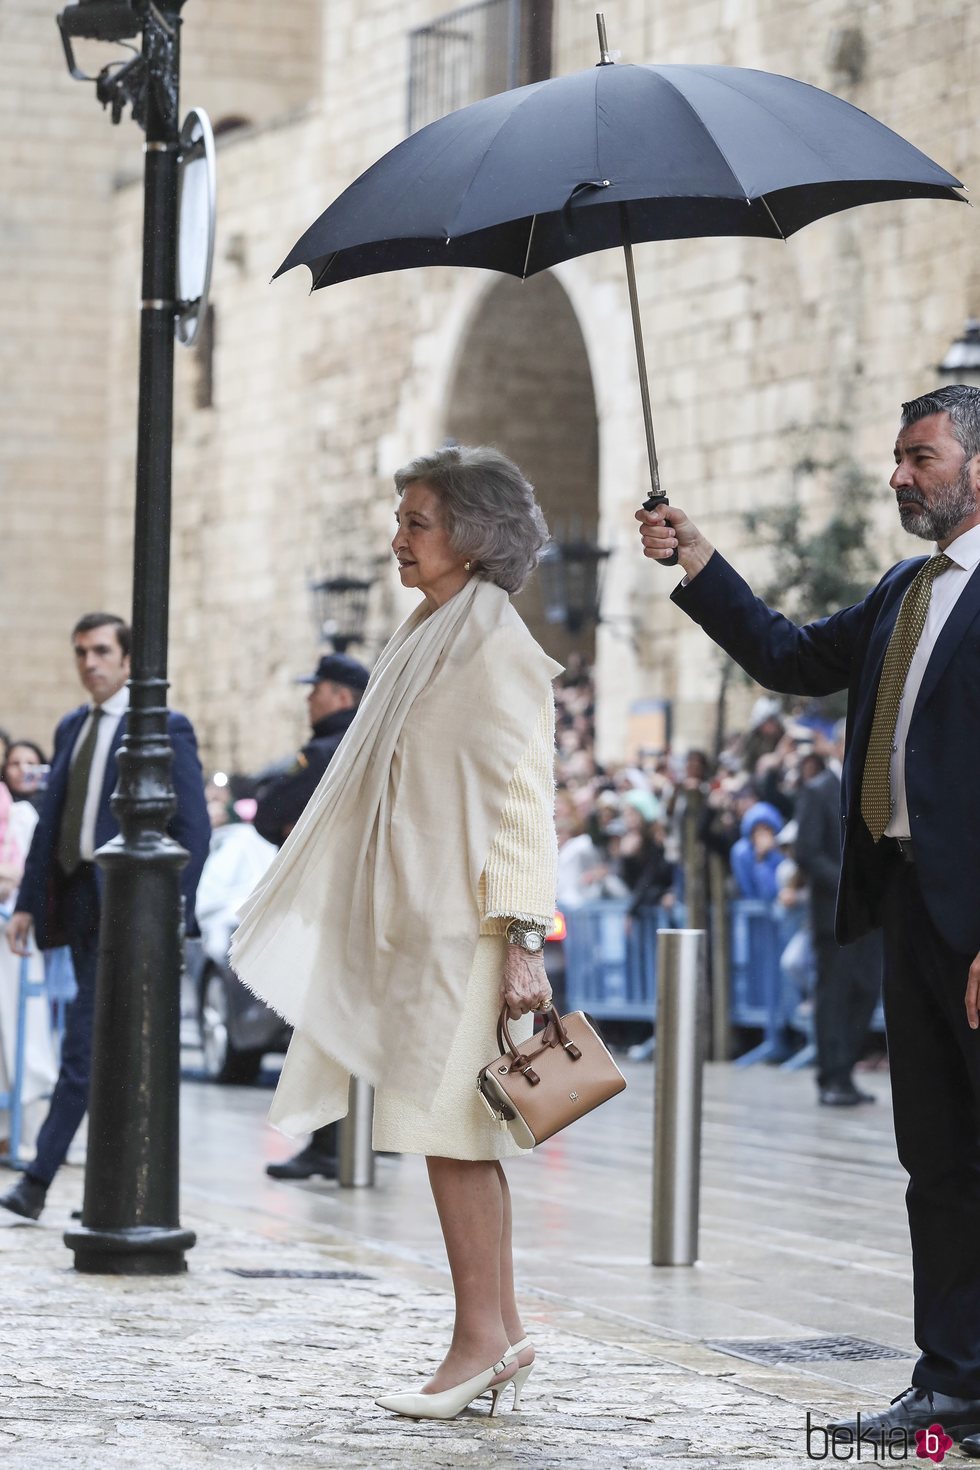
[233,445,561,1420]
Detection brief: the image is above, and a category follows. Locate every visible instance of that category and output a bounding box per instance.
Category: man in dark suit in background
[253,652,369,850]
[1,612,210,1223]
[254,651,369,1182]
[637,386,980,1448]
[794,751,882,1107]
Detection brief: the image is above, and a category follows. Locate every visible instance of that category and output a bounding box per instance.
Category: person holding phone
[2,741,49,815]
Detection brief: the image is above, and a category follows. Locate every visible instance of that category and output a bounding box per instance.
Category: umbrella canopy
[276,62,964,289]
[276,40,965,539]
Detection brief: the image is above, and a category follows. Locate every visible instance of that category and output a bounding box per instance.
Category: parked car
[184,935,291,1085]
[189,822,290,1084]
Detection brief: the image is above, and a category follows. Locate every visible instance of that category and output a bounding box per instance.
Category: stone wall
[0,0,322,751]
[1,0,132,744]
[3,0,978,775]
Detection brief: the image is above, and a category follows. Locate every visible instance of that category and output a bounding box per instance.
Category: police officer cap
[295,653,370,691]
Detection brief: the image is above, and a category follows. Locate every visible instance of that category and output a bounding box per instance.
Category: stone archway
[444,272,600,665]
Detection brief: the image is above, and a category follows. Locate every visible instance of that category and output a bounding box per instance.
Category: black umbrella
[276,14,964,539]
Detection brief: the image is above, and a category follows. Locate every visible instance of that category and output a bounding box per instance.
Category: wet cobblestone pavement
[1,1062,939,1468]
[1,1188,825,1470]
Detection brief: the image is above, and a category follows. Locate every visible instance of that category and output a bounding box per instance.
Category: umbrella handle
[641,491,679,567]
[622,209,678,567]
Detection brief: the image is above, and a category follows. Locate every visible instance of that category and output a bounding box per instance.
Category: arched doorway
[444,272,600,665]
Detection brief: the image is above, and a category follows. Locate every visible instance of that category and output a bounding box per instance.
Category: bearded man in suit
[1,613,209,1222]
[637,385,980,1451]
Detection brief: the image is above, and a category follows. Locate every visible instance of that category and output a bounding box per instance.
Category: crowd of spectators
[553,658,845,928]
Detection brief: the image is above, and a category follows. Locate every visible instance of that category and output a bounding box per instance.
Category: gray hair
[394,445,549,595]
[901,384,980,461]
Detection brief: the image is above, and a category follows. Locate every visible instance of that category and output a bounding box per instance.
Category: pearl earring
[464,561,472,572]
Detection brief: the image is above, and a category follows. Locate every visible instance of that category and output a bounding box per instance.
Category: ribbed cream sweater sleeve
[479,689,558,934]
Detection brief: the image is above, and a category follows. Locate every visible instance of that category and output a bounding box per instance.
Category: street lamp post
[538,535,611,636]
[937,319,980,390]
[57,0,195,1274]
[310,569,378,653]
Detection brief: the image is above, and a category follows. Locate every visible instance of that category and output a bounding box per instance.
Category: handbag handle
[496,1005,582,1064]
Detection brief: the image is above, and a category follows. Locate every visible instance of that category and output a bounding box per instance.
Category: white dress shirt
[69,685,130,862]
[886,522,980,838]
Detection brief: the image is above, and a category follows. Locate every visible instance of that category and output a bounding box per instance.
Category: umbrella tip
[596,12,613,66]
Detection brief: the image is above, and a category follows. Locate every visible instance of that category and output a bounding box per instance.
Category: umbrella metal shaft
[621,209,662,502]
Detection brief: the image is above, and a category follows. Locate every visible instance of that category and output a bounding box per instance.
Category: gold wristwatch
[505,918,548,955]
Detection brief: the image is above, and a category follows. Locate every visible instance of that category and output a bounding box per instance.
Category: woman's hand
[501,944,553,1020]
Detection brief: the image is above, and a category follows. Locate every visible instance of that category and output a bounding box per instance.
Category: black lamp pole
[58,0,194,1274]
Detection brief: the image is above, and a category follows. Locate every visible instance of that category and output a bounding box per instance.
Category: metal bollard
[338,1075,375,1188]
[652,929,707,1266]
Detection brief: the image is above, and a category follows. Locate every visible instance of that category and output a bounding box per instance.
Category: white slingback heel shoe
[491,1336,535,1414]
[376,1346,517,1420]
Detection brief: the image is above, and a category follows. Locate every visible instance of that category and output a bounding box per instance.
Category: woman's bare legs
[496,1163,534,1370]
[423,1156,519,1393]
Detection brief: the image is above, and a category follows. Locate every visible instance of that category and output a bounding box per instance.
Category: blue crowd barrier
[562,898,884,1064]
[0,946,72,1169]
[44,946,76,1027]
[563,900,682,1022]
[729,899,801,1066]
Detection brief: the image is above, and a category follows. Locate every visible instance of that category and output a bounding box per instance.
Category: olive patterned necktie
[860,553,954,843]
[56,706,105,875]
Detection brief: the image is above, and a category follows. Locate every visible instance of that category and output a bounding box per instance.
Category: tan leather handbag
[477,1007,627,1148]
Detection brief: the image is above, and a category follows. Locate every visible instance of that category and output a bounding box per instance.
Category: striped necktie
[860,553,953,842]
[56,706,105,875]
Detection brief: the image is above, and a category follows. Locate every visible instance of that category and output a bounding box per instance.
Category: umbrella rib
[593,66,602,186]
[673,65,958,193]
[758,194,787,240]
[651,69,751,201]
[447,79,551,236]
[521,215,538,279]
[311,253,339,290]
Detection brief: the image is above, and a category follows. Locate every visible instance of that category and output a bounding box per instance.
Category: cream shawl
[231,577,561,1135]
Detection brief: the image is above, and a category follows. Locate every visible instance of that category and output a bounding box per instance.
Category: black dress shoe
[819,1084,862,1106]
[819,1078,876,1106]
[0,1174,48,1221]
[962,1431,980,1456]
[266,1146,337,1181]
[828,1386,980,1440]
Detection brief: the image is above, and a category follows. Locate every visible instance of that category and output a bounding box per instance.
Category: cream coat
[232,578,560,1135]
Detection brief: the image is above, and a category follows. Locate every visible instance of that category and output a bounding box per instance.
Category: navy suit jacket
[673,550,980,954]
[794,766,844,940]
[17,703,211,950]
